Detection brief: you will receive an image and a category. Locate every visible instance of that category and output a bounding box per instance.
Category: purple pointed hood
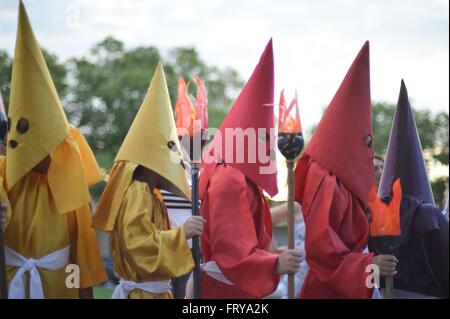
[379,80,434,205]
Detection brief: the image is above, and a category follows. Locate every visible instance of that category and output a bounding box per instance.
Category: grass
[93,286,114,299]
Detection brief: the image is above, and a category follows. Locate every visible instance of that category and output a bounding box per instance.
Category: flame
[175,77,193,135]
[175,76,208,136]
[193,76,208,134]
[278,89,302,133]
[368,178,402,236]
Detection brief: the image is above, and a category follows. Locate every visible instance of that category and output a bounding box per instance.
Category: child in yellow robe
[93,63,205,299]
[0,2,107,299]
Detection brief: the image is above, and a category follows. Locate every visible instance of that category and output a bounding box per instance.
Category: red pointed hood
[306,41,374,203]
[200,39,277,197]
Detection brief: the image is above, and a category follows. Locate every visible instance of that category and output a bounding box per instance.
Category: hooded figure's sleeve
[426,211,449,298]
[206,165,279,298]
[298,159,374,298]
[416,203,449,298]
[113,181,194,280]
[68,205,108,289]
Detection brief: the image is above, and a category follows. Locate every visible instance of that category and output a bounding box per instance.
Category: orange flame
[175,76,208,136]
[175,77,193,134]
[278,89,302,133]
[193,76,208,134]
[368,178,402,237]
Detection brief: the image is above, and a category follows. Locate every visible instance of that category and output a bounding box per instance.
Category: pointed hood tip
[261,39,274,60]
[155,62,164,73]
[18,0,27,24]
[398,81,409,105]
[360,41,369,51]
[151,63,167,85]
[400,79,407,91]
[18,0,27,18]
[358,41,370,57]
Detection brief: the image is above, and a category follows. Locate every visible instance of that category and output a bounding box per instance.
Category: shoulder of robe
[415,201,449,235]
[121,180,154,215]
[208,164,248,196]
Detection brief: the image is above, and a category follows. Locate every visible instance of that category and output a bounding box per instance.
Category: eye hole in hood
[17,118,29,134]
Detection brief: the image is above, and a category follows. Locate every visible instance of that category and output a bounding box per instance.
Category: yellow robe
[111,180,194,299]
[0,156,107,298]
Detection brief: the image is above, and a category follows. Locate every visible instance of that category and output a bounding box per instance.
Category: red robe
[296,156,374,298]
[200,164,280,298]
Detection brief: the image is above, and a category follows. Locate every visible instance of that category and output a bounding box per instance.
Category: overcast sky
[0,0,448,134]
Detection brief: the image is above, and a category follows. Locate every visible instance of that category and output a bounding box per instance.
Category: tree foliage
[0,38,447,203]
[0,37,242,198]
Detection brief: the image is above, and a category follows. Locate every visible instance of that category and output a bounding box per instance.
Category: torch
[368,178,402,299]
[277,90,304,299]
[175,76,208,299]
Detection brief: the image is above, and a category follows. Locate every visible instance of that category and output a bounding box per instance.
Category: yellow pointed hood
[5,2,100,214]
[93,63,190,232]
[116,63,190,200]
[7,1,69,189]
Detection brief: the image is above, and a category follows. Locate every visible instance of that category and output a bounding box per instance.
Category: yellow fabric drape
[92,161,136,232]
[0,156,108,298]
[68,126,102,186]
[110,180,194,299]
[47,137,89,215]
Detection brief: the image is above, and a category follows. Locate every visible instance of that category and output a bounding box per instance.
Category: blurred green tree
[0,37,243,198]
[0,49,67,110]
[66,37,242,175]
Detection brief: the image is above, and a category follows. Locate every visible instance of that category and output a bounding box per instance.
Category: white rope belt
[5,245,71,299]
[112,278,172,299]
